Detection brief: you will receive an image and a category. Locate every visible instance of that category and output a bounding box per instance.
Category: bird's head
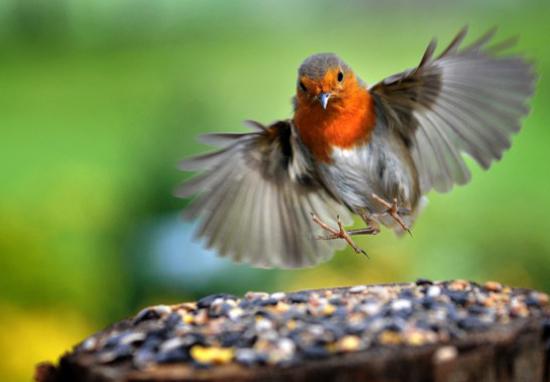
[296,53,360,111]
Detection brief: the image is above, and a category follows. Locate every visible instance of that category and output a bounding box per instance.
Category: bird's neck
[294,85,376,163]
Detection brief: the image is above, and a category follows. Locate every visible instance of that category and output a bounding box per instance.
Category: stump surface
[36,280,550,382]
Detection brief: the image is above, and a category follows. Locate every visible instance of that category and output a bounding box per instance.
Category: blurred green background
[1,1,549,380]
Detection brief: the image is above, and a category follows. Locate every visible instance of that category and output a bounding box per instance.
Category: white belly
[318,130,420,215]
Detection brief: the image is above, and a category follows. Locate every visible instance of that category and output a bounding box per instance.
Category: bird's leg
[310,213,374,257]
[355,212,381,236]
[371,193,412,235]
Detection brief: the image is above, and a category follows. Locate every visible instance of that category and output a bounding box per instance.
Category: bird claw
[311,213,369,257]
[371,193,412,236]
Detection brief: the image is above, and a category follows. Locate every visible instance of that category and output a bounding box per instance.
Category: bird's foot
[371,193,412,236]
[310,213,371,257]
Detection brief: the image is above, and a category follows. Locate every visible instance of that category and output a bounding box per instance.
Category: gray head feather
[298,53,350,79]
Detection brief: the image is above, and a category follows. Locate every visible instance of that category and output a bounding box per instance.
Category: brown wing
[175,120,351,268]
[370,27,536,193]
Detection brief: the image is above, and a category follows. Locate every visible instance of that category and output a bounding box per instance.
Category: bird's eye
[299,81,307,92]
[337,71,344,82]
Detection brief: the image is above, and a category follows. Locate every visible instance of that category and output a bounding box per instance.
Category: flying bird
[176,28,536,268]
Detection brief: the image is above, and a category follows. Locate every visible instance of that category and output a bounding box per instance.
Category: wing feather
[371,27,536,193]
[176,120,350,268]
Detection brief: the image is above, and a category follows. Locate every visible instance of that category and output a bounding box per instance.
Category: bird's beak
[318,92,331,110]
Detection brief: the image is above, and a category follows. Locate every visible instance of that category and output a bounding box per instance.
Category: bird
[176,27,536,268]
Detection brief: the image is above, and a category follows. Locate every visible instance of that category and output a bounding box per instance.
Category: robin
[176,27,535,268]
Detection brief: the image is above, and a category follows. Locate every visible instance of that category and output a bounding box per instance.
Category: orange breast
[294,87,376,162]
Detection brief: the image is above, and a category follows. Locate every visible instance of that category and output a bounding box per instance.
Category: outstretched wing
[370,27,536,193]
[175,120,351,268]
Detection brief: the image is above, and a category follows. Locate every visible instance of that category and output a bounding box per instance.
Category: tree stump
[36,280,550,382]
